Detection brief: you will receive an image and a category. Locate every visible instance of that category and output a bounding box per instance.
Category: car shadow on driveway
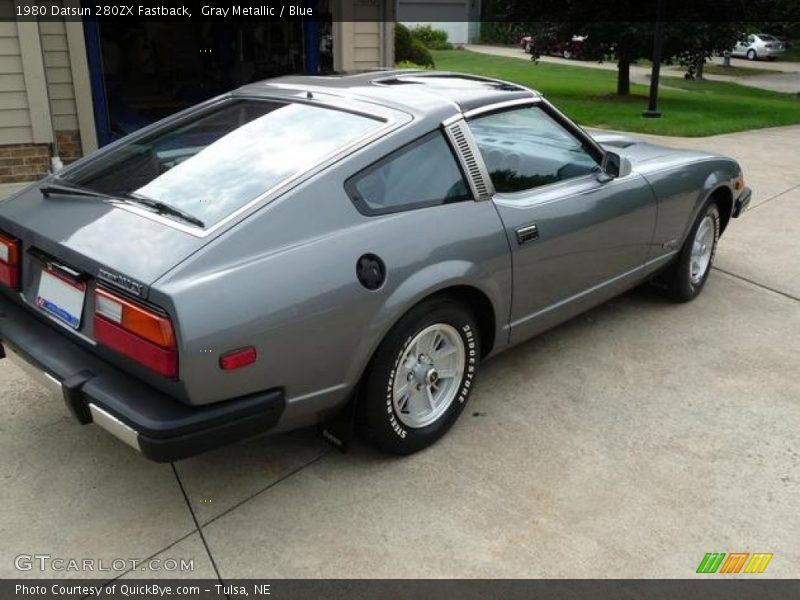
[3,272,799,578]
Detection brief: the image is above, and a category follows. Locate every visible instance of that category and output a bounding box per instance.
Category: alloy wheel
[392,324,466,429]
[690,215,715,284]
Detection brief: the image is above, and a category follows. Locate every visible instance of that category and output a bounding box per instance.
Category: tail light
[765,43,774,48]
[0,232,20,290]
[94,288,178,377]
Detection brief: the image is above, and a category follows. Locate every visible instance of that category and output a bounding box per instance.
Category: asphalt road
[1,125,799,580]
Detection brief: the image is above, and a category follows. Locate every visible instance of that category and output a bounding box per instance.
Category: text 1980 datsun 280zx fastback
[0,71,751,461]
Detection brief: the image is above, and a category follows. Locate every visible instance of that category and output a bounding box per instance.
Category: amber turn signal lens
[95,288,176,348]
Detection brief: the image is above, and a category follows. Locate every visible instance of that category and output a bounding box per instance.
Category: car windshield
[757,34,778,41]
[60,99,383,227]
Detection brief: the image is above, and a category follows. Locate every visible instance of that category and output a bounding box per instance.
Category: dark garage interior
[85,7,333,145]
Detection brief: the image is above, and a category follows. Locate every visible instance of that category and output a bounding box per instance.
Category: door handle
[516,224,539,245]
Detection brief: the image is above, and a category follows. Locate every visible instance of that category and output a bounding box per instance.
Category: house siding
[0,5,85,181]
[0,10,33,145]
[334,0,393,72]
[40,18,79,133]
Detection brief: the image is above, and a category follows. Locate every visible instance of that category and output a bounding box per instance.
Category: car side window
[748,35,755,43]
[469,105,600,194]
[346,131,472,215]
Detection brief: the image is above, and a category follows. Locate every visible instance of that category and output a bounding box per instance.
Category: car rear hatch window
[59,99,383,228]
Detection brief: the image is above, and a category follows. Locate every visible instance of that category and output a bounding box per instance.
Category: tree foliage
[481,0,800,95]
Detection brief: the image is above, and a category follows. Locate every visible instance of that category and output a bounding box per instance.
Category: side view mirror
[599,151,632,181]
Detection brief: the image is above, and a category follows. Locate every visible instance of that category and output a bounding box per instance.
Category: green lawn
[700,63,781,76]
[782,42,800,62]
[430,50,800,136]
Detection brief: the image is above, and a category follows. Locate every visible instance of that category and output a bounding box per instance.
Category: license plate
[36,269,86,329]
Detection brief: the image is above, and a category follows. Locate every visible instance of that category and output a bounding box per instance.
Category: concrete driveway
[2,125,799,581]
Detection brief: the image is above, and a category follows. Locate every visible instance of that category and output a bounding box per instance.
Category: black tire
[747,49,757,60]
[360,297,480,455]
[659,201,721,302]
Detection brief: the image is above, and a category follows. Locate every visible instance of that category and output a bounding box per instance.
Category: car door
[466,103,657,343]
[732,35,751,56]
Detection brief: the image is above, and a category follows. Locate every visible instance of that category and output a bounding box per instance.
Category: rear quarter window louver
[446,121,493,201]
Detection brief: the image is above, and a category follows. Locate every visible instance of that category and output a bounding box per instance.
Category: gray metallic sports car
[0,71,751,461]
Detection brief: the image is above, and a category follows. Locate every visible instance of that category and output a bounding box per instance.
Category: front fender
[643,157,738,252]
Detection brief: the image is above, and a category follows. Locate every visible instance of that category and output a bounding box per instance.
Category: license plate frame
[36,269,87,330]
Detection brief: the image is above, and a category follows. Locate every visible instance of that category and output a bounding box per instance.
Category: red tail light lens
[0,232,20,290]
[94,288,178,378]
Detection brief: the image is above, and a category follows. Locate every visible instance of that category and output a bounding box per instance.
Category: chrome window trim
[462,97,541,119]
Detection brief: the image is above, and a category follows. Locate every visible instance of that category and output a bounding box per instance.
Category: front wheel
[360,298,480,455]
[659,201,720,302]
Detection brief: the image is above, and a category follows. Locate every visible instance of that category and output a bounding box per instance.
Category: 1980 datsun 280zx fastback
[0,72,751,461]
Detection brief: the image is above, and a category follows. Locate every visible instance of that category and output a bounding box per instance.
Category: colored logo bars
[696,553,773,574]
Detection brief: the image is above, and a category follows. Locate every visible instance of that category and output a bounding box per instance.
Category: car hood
[591,131,714,165]
[0,183,208,294]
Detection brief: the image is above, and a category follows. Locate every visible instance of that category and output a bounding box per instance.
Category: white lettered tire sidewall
[362,299,480,455]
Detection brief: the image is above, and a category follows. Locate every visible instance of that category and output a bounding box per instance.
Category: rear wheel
[747,49,757,60]
[659,201,720,302]
[360,298,480,455]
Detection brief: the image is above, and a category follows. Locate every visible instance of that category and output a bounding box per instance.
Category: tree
[539,0,663,96]
[482,0,800,95]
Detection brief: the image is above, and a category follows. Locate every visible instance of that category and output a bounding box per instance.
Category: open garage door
[84,7,334,145]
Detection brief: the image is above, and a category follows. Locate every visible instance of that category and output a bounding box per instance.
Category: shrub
[408,40,435,68]
[395,24,435,68]
[409,25,452,50]
[395,23,413,59]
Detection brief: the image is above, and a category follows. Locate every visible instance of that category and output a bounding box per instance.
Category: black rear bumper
[0,294,284,462]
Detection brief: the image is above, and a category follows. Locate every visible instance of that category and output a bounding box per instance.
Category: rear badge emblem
[97,269,145,297]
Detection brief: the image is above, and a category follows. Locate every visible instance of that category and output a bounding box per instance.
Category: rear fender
[344,260,507,388]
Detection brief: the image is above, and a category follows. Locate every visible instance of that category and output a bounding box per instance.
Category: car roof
[235,70,539,118]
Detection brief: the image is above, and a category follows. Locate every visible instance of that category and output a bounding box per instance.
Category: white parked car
[731,33,786,61]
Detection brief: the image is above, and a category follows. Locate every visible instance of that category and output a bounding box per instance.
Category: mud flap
[319,385,360,453]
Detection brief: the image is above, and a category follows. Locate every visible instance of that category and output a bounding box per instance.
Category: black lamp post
[643,0,666,118]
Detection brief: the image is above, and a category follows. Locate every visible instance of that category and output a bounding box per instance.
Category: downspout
[36,25,62,173]
[380,0,393,67]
